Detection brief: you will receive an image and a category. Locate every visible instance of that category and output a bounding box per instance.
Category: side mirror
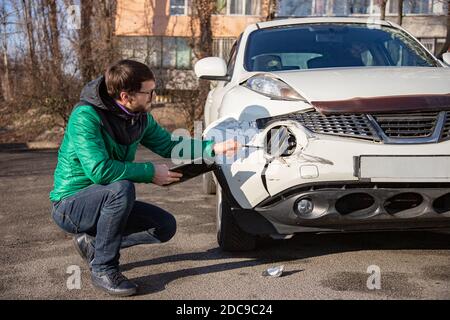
[442,52,450,66]
[194,57,231,81]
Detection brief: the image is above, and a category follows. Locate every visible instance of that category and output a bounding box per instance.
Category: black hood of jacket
[79,75,146,121]
[77,76,149,146]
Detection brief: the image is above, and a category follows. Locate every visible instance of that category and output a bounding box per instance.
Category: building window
[212,38,236,60]
[119,36,193,70]
[148,37,163,67]
[216,0,261,15]
[276,0,446,17]
[279,0,381,16]
[162,37,192,69]
[404,0,431,14]
[388,0,445,15]
[176,38,192,69]
[162,38,177,68]
[278,0,312,16]
[119,36,159,66]
[433,0,448,15]
[229,0,244,14]
[348,0,371,14]
[333,0,348,15]
[419,38,435,54]
[216,0,227,14]
[170,0,190,15]
[331,0,371,15]
[313,0,329,15]
[435,38,447,55]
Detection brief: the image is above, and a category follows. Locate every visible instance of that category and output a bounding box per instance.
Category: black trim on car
[213,166,242,208]
[256,180,450,209]
[231,208,278,235]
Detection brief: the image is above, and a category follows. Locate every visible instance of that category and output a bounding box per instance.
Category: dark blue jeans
[51,180,176,275]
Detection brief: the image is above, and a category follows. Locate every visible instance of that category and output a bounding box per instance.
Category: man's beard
[134,102,151,113]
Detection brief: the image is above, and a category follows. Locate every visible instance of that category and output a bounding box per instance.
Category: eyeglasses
[135,90,154,97]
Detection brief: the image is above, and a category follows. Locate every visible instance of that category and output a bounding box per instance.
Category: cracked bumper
[209,120,450,235]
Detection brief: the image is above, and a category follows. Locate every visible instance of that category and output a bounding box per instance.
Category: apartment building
[276,0,447,54]
[115,0,448,95]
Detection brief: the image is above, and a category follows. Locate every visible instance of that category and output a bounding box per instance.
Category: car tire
[202,172,216,194]
[216,186,257,251]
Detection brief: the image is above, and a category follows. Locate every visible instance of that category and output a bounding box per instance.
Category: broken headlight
[242,74,306,101]
[265,125,297,157]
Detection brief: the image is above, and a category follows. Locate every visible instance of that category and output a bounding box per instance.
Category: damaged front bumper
[205,111,450,235]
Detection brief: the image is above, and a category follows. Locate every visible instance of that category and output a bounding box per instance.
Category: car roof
[256,17,393,29]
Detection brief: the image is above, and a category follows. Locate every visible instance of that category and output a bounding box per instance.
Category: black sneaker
[72,233,95,267]
[91,271,138,297]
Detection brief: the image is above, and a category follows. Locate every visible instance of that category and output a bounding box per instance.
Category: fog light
[295,198,314,216]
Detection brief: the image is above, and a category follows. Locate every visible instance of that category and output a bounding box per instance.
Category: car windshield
[244,23,438,71]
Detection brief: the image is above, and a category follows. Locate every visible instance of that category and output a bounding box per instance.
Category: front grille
[295,112,380,141]
[256,110,450,143]
[372,112,439,138]
[440,112,450,141]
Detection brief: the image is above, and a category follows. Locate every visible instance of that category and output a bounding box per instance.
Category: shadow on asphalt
[0,147,57,154]
[0,149,57,177]
[122,230,450,296]
[0,143,28,151]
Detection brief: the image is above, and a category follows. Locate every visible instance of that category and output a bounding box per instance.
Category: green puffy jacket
[49,76,214,202]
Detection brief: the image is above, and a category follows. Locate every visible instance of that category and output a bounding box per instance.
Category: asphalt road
[0,147,449,300]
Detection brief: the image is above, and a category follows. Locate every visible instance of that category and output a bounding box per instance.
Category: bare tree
[378,0,388,20]
[398,0,404,25]
[191,0,215,60]
[437,0,450,59]
[76,0,117,81]
[0,0,122,142]
[79,0,94,82]
[44,0,64,90]
[185,0,216,132]
[21,0,38,79]
[264,0,277,21]
[37,0,52,69]
[98,0,117,67]
[46,0,63,83]
[0,1,13,101]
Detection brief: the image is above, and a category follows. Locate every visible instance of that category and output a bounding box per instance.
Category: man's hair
[105,60,155,99]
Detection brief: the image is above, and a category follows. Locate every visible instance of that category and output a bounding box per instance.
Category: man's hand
[152,164,183,186]
[213,139,242,157]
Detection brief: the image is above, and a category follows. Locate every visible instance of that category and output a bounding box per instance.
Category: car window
[227,43,237,75]
[382,34,431,66]
[360,49,375,66]
[281,53,323,70]
[226,35,242,78]
[244,23,438,71]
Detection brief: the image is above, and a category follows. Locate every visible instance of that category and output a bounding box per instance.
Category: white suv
[195,17,450,251]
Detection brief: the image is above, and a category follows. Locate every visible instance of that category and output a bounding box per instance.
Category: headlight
[261,121,311,158]
[265,125,297,157]
[242,74,306,101]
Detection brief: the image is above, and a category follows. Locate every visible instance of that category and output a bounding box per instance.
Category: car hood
[272,67,450,114]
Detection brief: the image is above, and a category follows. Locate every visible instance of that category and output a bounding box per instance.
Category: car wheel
[202,172,216,194]
[216,186,257,251]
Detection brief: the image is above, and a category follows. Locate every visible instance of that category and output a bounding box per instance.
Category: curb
[26,141,60,149]
[0,141,60,151]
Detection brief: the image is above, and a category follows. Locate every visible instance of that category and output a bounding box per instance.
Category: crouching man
[49,59,239,296]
